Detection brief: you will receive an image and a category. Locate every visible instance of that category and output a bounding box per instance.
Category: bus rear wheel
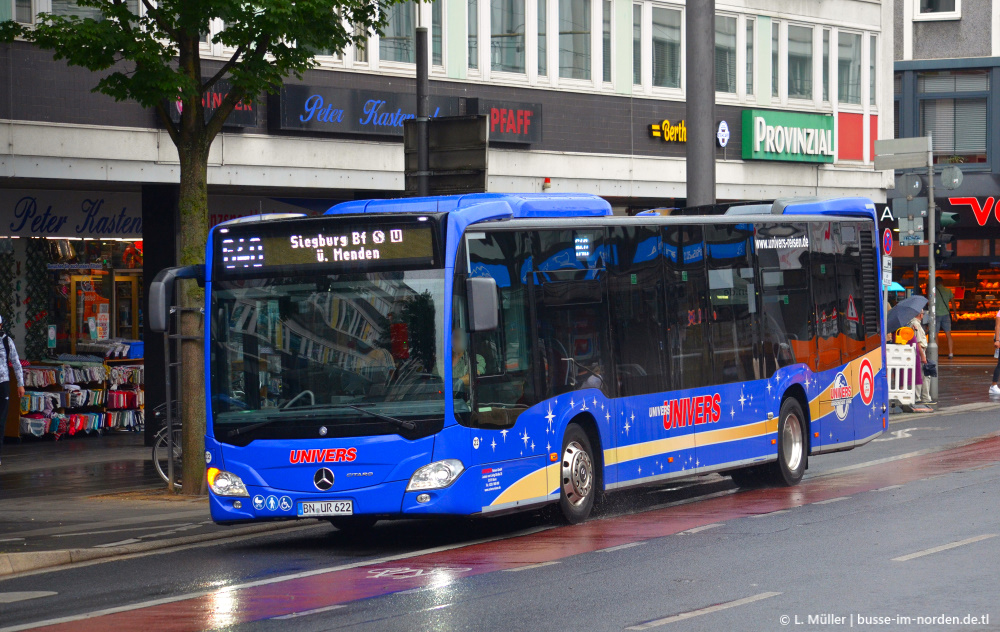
[769,398,807,486]
[558,424,596,524]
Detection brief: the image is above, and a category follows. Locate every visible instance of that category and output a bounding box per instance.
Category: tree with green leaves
[1,0,400,495]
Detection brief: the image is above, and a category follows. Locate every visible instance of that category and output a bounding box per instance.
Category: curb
[0,521,304,578]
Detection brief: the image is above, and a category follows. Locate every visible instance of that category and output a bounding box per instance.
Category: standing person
[935,276,954,359]
[908,308,933,405]
[0,315,26,467]
[990,309,1000,396]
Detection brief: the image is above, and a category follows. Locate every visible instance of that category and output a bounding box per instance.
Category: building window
[916,0,960,19]
[50,0,138,20]
[715,15,736,93]
[603,0,612,82]
[787,24,812,99]
[433,0,443,65]
[651,6,680,88]
[355,25,368,63]
[918,70,989,164]
[632,4,641,85]
[559,0,591,79]
[869,35,876,106]
[14,0,32,23]
[538,0,546,75]
[822,29,830,101]
[838,31,862,104]
[745,18,754,96]
[469,0,479,69]
[491,0,525,73]
[381,1,416,63]
[771,21,779,98]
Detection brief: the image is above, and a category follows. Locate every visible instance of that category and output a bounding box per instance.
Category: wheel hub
[562,441,593,506]
[782,413,803,472]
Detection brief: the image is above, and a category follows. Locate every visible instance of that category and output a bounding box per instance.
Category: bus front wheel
[558,424,597,524]
[770,398,807,486]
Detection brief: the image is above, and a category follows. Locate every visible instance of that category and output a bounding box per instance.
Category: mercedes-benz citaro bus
[160,193,889,529]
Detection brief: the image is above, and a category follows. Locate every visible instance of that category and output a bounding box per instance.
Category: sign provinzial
[741,109,834,163]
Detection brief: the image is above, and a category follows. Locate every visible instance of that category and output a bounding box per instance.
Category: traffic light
[934,232,955,264]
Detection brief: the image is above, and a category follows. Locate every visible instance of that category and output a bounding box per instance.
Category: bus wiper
[227,412,322,438]
[335,404,416,431]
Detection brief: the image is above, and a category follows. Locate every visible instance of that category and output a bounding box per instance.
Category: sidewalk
[1,359,997,578]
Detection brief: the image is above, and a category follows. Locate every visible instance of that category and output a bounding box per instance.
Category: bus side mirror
[149,265,205,333]
[467,277,499,332]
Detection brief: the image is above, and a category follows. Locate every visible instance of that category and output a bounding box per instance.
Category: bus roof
[324,193,613,220]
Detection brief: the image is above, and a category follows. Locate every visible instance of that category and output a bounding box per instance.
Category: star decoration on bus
[531,441,535,451]
[738,390,747,409]
[766,381,773,394]
[730,407,736,419]
[581,399,588,411]
[804,375,812,388]
[501,429,508,442]
[593,397,598,409]
[546,442,551,452]
[623,419,631,436]
[491,438,497,451]
[569,398,575,409]
[545,405,555,428]
[605,411,611,423]
[521,429,530,448]
[630,411,636,425]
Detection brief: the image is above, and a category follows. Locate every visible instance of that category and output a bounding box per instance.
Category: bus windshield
[209,269,447,440]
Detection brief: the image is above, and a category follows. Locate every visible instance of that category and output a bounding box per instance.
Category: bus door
[530,228,614,492]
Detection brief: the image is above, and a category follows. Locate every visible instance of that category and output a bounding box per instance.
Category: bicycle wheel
[152,428,184,490]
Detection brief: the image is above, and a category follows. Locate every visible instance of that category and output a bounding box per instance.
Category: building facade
[1,0,893,444]
[891,0,1000,347]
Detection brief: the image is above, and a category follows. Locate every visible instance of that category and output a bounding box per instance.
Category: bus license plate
[298,500,353,517]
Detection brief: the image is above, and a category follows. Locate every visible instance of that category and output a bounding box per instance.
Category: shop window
[810,222,843,371]
[705,224,758,384]
[956,240,990,257]
[651,6,680,88]
[559,0,591,80]
[381,1,416,63]
[609,226,668,396]
[469,0,479,69]
[838,31,862,104]
[745,18,754,96]
[664,226,712,390]
[715,15,737,93]
[491,0,525,73]
[537,0,546,75]
[787,24,813,100]
[757,223,812,377]
[632,4,641,85]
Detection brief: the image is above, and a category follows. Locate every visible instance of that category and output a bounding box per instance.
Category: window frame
[912,0,961,22]
[632,1,685,98]
[785,21,816,104]
[836,28,864,107]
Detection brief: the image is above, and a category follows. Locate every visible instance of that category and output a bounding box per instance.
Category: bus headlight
[407,459,464,491]
[207,468,250,497]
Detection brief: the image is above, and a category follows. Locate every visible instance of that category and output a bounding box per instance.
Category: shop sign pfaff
[1,191,142,238]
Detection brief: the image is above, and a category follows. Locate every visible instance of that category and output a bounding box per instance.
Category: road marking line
[272,604,345,620]
[0,525,555,632]
[677,523,722,535]
[0,538,25,543]
[93,539,142,548]
[53,524,194,538]
[813,496,850,505]
[503,560,560,572]
[626,592,782,629]
[0,592,57,604]
[597,542,646,553]
[751,510,790,519]
[892,534,998,562]
[872,485,903,492]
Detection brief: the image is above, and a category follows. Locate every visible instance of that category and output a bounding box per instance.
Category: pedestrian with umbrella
[887,296,934,407]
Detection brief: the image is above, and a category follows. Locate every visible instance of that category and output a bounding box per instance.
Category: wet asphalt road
[0,405,998,632]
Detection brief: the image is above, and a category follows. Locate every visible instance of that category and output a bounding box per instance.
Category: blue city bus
[174,193,887,528]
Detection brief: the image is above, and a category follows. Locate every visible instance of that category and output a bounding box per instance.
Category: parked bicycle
[151,401,182,490]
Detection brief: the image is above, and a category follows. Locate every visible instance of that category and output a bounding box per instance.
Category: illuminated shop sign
[741,109,834,163]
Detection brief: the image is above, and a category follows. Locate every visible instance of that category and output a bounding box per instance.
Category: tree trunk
[177,137,210,496]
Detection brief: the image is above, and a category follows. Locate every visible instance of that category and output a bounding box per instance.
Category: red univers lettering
[697,396,709,424]
[334,448,346,461]
[711,393,721,423]
[289,450,301,464]
[662,400,671,430]
[346,448,357,461]
[685,398,695,427]
[323,449,336,462]
[670,399,684,428]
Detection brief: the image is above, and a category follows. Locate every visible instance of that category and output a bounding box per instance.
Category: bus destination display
[219,223,435,273]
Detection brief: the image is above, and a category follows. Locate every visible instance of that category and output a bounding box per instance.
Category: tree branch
[204,38,267,141]
[202,42,247,92]
[140,0,178,40]
[154,101,181,147]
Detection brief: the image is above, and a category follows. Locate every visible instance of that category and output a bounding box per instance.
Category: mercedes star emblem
[314,468,335,491]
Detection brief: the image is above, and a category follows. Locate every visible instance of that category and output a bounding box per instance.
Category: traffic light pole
[926,135,938,401]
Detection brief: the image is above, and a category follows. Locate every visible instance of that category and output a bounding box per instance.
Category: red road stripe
[25,436,1000,632]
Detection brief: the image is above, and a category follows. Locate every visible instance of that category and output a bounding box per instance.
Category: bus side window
[705,224,758,384]
[609,225,669,396]
[467,231,536,428]
[810,222,843,372]
[757,222,811,377]
[664,226,712,390]
[836,222,867,362]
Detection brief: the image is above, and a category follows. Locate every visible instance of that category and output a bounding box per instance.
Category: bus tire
[329,517,379,534]
[770,398,807,486]
[729,466,765,488]
[558,424,597,524]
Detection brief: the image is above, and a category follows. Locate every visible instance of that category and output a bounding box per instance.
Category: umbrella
[886,282,905,292]
[886,295,928,333]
